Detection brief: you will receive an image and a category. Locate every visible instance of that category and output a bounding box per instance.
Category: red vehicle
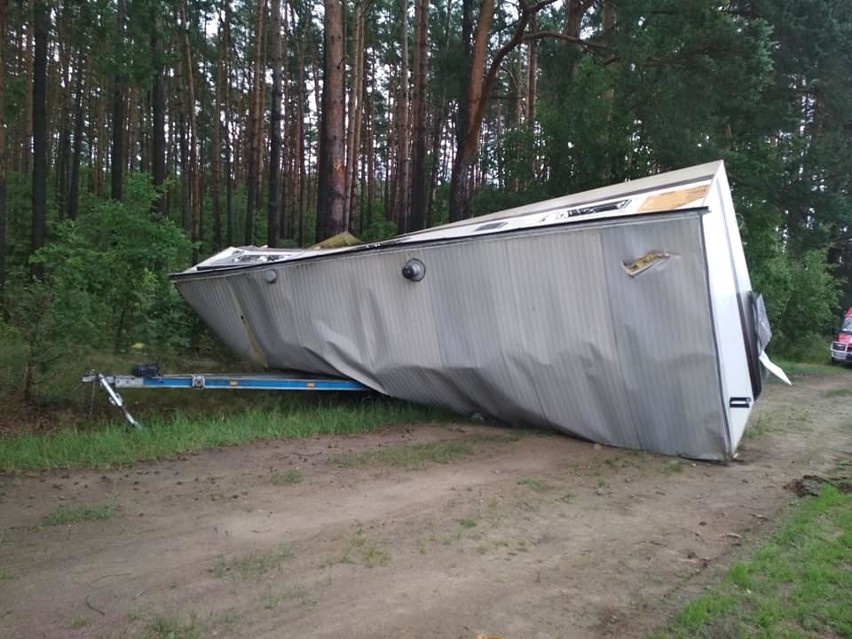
[830,308,852,364]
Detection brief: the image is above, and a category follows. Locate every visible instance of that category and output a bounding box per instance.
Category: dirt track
[1,373,850,639]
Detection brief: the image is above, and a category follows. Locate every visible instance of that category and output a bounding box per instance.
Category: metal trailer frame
[82,372,370,429]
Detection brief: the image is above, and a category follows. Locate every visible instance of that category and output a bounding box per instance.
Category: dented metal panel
[172,161,783,461]
[175,211,732,459]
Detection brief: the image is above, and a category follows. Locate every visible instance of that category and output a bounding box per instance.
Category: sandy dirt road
[1,373,850,639]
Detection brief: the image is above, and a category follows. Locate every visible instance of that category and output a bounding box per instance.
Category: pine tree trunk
[267,0,283,248]
[564,0,591,78]
[210,3,226,248]
[22,0,34,174]
[31,0,48,277]
[344,1,365,230]
[151,9,167,216]
[364,52,375,233]
[309,39,322,228]
[315,0,346,241]
[427,4,453,226]
[245,0,266,245]
[178,114,189,231]
[449,0,538,220]
[111,0,126,201]
[279,4,291,241]
[125,86,136,172]
[395,0,411,232]
[173,25,190,231]
[526,14,537,124]
[91,67,107,196]
[68,53,85,222]
[55,21,72,221]
[426,103,447,226]
[139,85,149,174]
[0,0,7,305]
[223,7,234,245]
[598,0,615,182]
[295,13,307,245]
[449,0,493,222]
[181,1,201,263]
[409,0,428,232]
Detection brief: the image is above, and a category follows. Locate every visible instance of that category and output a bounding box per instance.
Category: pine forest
[0,0,850,399]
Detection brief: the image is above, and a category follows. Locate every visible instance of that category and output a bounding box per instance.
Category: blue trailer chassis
[82,372,369,429]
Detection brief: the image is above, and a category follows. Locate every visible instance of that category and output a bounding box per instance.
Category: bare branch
[522,31,612,53]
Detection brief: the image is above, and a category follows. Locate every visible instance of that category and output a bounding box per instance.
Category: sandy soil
[1,373,850,639]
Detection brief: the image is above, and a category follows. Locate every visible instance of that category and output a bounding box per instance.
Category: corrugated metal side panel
[600,218,727,459]
[231,264,340,376]
[495,231,639,446]
[176,277,262,366]
[178,213,730,459]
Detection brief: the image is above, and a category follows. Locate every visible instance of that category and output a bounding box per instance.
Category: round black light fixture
[402,258,426,282]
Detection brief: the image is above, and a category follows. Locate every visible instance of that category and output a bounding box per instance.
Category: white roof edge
[404,160,725,235]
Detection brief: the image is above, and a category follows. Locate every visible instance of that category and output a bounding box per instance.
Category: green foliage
[517,476,550,492]
[3,172,42,274]
[328,527,391,569]
[469,181,547,218]
[660,485,852,638]
[270,468,304,486]
[752,249,840,350]
[1,175,194,401]
[36,174,192,347]
[0,397,452,472]
[214,543,293,581]
[2,275,101,402]
[358,212,398,242]
[140,613,202,639]
[43,501,116,526]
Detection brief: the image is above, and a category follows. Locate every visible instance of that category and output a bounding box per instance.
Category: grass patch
[68,616,91,629]
[0,397,452,472]
[331,440,473,471]
[141,613,202,639]
[260,585,313,609]
[464,431,526,444]
[823,387,852,398]
[517,476,550,492]
[42,500,116,526]
[663,460,685,474]
[743,415,772,440]
[658,485,852,638]
[602,453,647,470]
[321,527,391,568]
[744,406,812,442]
[212,608,240,632]
[361,542,391,568]
[260,585,311,609]
[270,468,303,486]
[213,543,293,580]
[773,358,849,379]
[459,517,478,528]
[559,490,575,503]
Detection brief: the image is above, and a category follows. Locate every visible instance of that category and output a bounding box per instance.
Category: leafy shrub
[751,248,840,352]
[2,174,194,401]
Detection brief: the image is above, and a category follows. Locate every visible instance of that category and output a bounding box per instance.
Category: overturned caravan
[172,161,785,461]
